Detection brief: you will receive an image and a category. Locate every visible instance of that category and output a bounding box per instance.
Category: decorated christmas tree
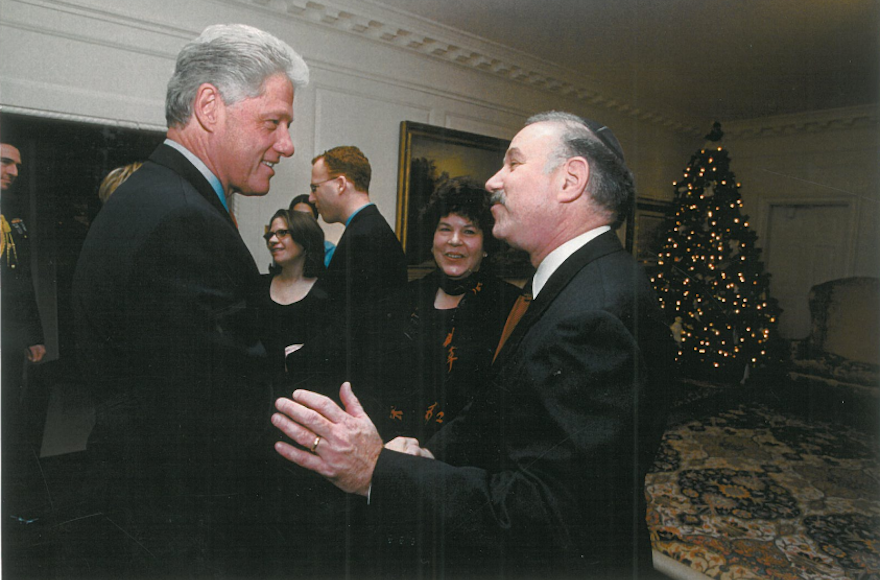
[650,122,782,382]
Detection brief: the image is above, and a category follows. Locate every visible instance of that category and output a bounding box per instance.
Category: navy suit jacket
[367,230,673,579]
[75,143,271,473]
[72,143,311,576]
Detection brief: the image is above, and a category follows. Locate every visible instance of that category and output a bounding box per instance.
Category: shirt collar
[164,139,229,213]
[345,202,374,227]
[531,225,611,298]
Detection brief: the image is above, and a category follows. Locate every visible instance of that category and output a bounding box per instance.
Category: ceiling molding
[725,105,879,139]
[3,0,196,54]
[234,0,703,135]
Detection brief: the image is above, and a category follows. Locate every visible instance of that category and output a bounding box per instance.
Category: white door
[764,203,852,339]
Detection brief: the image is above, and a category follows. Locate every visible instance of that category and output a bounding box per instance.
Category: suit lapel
[493,231,625,368]
[149,143,237,228]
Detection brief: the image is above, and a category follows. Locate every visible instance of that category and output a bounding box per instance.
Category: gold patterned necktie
[493,284,532,363]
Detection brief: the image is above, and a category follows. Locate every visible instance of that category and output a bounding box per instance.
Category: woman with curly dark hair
[382,177,520,441]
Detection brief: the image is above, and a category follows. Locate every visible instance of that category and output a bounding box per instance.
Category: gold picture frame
[631,199,671,265]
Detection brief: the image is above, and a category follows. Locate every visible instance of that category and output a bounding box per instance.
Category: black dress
[380,269,520,441]
[258,273,332,373]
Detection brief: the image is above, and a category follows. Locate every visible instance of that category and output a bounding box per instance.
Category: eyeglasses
[309,177,336,194]
[263,229,292,242]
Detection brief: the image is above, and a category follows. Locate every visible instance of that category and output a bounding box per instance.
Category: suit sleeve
[6,225,45,347]
[368,307,654,561]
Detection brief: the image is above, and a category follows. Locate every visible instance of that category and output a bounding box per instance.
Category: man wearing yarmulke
[273,111,675,579]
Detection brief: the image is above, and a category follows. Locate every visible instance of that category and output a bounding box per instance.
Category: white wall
[727,110,879,277]
[725,108,880,337]
[0,0,694,266]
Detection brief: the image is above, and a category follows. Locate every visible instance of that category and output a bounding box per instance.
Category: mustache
[489,190,506,206]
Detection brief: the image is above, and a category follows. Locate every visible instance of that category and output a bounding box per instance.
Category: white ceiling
[366,0,879,126]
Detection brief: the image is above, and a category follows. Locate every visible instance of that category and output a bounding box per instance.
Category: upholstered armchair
[787,277,879,428]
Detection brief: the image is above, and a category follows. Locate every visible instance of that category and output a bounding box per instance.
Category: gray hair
[525,111,634,225]
[165,24,310,128]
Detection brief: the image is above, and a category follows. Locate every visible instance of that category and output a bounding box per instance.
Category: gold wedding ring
[311,436,321,453]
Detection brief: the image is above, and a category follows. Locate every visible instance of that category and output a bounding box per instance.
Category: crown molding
[11,0,872,138]
[725,105,879,139]
[2,0,195,56]
[229,0,702,135]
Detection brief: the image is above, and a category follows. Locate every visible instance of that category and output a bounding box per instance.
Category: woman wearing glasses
[258,208,330,371]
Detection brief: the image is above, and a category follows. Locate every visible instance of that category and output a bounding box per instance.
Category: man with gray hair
[272,111,674,578]
[67,24,310,577]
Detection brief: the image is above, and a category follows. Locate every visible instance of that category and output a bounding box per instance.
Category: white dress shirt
[531,225,611,298]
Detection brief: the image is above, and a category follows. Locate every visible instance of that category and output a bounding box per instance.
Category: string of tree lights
[649,122,782,382]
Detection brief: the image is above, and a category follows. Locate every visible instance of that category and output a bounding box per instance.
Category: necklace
[440,277,484,373]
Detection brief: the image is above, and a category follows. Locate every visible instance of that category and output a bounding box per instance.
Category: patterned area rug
[647,402,880,580]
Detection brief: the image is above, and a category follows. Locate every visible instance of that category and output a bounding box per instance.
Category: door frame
[758,195,859,280]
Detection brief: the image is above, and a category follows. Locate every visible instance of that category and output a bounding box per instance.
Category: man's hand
[385,436,435,459]
[26,344,46,363]
[272,382,383,496]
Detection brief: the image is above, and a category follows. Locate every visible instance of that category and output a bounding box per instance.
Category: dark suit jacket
[298,202,407,408]
[367,231,673,579]
[72,143,312,577]
[316,203,407,318]
[1,208,44,353]
[1,206,45,458]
